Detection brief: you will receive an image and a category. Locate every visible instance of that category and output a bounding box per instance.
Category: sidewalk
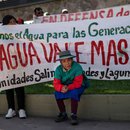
[0,116,130,130]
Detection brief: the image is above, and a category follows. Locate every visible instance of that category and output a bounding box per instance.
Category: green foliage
[1,80,130,94]
[84,80,130,94]
[25,81,54,94]
[25,80,130,94]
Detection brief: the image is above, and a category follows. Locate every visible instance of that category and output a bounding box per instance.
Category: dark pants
[6,87,25,110]
[56,99,78,114]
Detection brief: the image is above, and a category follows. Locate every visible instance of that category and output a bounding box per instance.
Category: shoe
[55,112,68,122]
[70,114,78,125]
[5,108,16,119]
[19,109,26,119]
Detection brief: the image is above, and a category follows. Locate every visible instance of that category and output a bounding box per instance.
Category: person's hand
[61,85,68,93]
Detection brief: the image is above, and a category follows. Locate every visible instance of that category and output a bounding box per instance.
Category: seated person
[53,50,89,125]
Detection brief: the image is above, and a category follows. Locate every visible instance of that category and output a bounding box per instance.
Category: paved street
[0,116,130,130]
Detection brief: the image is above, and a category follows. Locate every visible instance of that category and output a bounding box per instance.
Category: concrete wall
[0,0,130,21]
[0,94,130,121]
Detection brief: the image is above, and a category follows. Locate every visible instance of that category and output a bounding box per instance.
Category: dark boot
[55,112,68,122]
[70,114,78,125]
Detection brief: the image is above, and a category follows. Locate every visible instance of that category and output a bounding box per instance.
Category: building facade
[0,0,130,21]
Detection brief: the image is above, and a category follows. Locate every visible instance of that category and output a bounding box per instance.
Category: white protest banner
[0,9,130,91]
[33,4,130,23]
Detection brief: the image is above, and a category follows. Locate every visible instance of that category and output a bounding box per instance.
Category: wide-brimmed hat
[62,9,68,14]
[44,12,50,16]
[57,50,76,61]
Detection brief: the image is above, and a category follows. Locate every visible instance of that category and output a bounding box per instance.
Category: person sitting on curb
[53,50,89,125]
